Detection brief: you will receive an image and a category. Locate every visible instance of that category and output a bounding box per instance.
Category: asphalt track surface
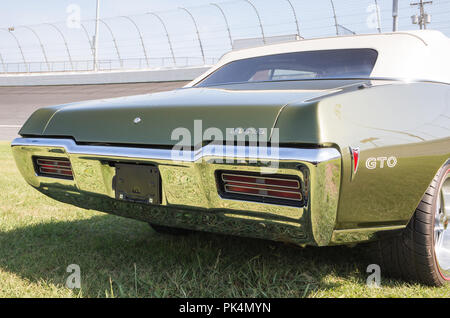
[0,81,188,141]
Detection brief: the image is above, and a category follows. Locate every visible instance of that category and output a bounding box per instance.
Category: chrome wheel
[434,170,450,279]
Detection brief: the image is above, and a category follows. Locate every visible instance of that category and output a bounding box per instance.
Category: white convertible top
[188,30,450,86]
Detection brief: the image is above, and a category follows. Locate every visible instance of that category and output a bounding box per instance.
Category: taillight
[34,157,73,180]
[217,171,303,206]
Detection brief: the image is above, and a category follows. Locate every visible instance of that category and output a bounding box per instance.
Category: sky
[0,0,449,70]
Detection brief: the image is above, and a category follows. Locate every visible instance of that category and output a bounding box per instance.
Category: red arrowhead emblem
[350,147,360,180]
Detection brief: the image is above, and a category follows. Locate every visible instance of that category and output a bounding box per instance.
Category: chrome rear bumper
[11,137,341,246]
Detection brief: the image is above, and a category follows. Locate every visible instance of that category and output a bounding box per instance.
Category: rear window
[196,49,378,87]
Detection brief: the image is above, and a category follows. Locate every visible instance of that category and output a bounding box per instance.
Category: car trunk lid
[38,87,332,146]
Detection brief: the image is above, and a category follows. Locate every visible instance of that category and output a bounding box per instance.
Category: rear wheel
[148,223,193,236]
[378,162,450,286]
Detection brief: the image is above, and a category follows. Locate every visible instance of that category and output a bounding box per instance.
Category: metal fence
[1,0,449,74]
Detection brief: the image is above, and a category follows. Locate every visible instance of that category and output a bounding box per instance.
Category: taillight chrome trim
[34,157,74,180]
[221,173,300,190]
[224,185,302,201]
[217,171,304,207]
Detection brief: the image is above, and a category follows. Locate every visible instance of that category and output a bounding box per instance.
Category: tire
[376,161,450,286]
[149,223,193,236]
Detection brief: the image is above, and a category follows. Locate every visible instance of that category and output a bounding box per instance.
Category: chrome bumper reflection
[11,137,342,246]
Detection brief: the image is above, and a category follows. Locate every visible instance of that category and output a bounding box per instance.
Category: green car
[12,31,450,286]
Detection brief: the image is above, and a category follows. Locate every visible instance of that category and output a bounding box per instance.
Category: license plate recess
[114,163,161,205]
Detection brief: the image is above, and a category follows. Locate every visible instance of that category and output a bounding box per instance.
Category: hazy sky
[0,0,449,68]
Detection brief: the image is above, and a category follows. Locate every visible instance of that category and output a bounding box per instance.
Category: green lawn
[0,142,449,298]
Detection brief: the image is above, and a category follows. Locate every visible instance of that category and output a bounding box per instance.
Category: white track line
[0,125,21,128]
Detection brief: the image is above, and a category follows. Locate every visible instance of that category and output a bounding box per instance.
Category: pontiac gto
[11,30,450,285]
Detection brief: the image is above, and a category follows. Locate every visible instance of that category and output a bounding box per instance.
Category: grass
[1,141,450,298]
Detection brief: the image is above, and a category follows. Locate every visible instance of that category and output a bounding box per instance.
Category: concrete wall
[0,66,210,86]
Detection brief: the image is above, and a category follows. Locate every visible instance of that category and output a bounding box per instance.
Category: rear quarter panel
[278,82,450,230]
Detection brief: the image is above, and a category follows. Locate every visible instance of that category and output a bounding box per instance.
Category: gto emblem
[366,156,397,170]
[133,117,142,124]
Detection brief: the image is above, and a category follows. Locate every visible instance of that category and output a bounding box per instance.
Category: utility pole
[392,0,399,32]
[411,0,432,30]
[330,0,339,36]
[375,0,381,33]
[93,0,100,71]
